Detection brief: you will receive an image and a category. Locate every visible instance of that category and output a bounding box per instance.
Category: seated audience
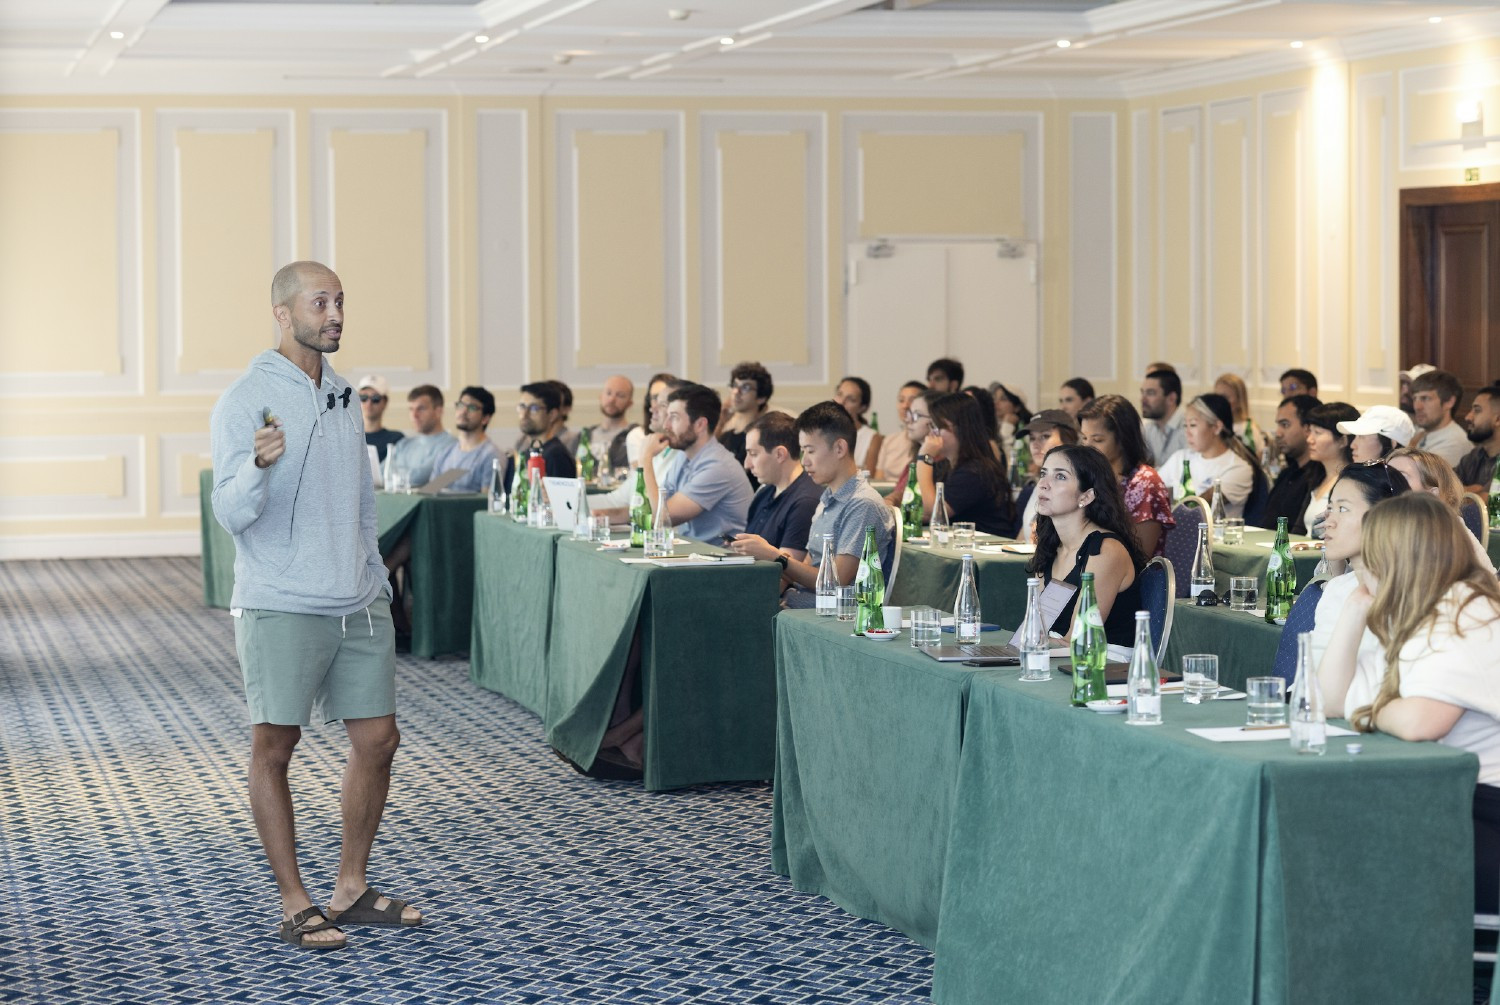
[429,385,501,493]
[1157,394,1261,518]
[500,381,577,492]
[358,374,403,463]
[1457,385,1500,494]
[886,390,949,515]
[1410,368,1469,467]
[551,380,579,454]
[1015,410,1081,542]
[1338,405,1414,464]
[875,381,925,479]
[586,375,638,472]
[384,385,454,487]
[926,357,964,394]
[1140,368,1186,465]
[1298,401,1360,537]
[1260,394,1322,533]
[1058,377,1095,418]
[716,361,772,475]
[641,383,754,542]
[1028,444,1146,648]
[962,385,1006,461]
[1145,361,1176,376]
[990,383,1032,466]
[594,377,683,513]
[1280,368,1318,399]
[728,412,824,562]
[1213,373,1272,459]
[1388,446,1496,572]
[1399,363,1435,415]
[833,376,883,474]
[1078,395,1174,556]
[779,402,896,609]
[920,392,1014,536]
[1319,492,1500,914]
[1307,462,1410,670]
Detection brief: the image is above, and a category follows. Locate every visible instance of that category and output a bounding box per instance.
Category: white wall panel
[0,435,144,520]
[476,109,530,390]
[158,432,212,519]
[1205,98,1256,384]
[1131,108,1154,379]
[1355,73,1396,395]
[1069,112,1117,383]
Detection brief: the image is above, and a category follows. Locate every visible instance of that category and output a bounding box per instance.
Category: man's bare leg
[249,723,345,946]
[327,714,421,923]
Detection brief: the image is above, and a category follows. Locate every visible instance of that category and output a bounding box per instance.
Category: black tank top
[1048,530,1142,648]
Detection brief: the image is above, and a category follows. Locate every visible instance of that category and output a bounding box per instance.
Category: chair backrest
[1461,492,1490,550]
[1163,497,1210,598]
[1270,579,1326,685]
[1137,556,1175,667]
[886,507,904,595]
[1243,468,1270,527]
[1011,482,1035,540]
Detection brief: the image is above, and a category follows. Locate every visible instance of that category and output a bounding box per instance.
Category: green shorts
[233,597,396,726]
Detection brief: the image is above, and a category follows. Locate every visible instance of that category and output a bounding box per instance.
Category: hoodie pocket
[274,517,365,601]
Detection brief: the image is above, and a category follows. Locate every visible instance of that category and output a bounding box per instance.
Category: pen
[1240,725,1286,731]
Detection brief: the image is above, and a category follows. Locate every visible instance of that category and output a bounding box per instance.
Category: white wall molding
[0,109,142,398]
[0,435,145,521]
[158,432,212,519]
[1131,107,1154,380]
[1158,105,1202,387]
[476,108,530,390]
[1257,88,1308,389]
[156,108,294,395]
[1398,58,1500,172]
[1068,111,1117,383]
[1205,97,1256,387]
[309,108,451,391]
[699,111,828,387]
[1355,72,1396,396]
[0,531,200,561]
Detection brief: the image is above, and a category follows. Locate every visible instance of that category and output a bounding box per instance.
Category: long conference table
[469,513,783,791]
[772,610,1478,1002]
[198,469,486,658]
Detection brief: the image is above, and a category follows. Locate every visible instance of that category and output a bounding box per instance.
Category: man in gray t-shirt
[642,383,754,542]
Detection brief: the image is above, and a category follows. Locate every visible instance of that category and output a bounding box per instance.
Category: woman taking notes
[1320,493,1500,913]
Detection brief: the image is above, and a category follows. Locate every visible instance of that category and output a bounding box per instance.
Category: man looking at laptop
[728,411,822,562]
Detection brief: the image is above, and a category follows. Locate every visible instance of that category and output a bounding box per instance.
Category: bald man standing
[210,261,422,951]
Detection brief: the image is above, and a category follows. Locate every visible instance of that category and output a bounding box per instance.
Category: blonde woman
[1318,492,1500,913]
[1213,373,1272,458]
[1156,393,1262,517]
[1389,446,1496,572]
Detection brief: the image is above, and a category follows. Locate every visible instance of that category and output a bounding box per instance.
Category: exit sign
[1467,167,1481,182]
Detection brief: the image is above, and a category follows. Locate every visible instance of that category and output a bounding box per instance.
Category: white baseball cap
[1399,363,1435,382]
[356,374,390,398]
[1337,405,1415,446]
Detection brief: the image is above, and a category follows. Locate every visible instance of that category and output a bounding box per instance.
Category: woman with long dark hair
[1078,394,1174,556]
[1027,444,1146,646]
[921,392,1014,535]
[1301,401,1361,537]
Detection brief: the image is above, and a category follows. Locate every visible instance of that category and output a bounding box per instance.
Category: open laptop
[920,642,1020,664]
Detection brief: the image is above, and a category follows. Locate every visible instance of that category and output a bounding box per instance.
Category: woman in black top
[1027,444,1145,647]
[922,392,1014,536]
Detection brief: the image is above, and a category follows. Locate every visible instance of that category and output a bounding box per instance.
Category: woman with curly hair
[1027,444,1146,647]
[1320,492,1500,912]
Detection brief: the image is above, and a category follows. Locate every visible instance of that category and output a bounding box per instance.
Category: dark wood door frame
[1400,183,1500,389]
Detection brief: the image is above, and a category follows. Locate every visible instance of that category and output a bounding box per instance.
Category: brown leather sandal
[278,906,347,950]
[328,887,423,927]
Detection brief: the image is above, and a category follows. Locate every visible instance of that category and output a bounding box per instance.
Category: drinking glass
[952,522,976,551]
[645,528,673,558]
[387,470,410,494]
[836,586,857,622]
[909,605,941,647]
[1245,677,1287,725]
[590,515,613,543]
[1181,654,1219,703]
[1222,517,1245,545]
[1229,576,1258,611]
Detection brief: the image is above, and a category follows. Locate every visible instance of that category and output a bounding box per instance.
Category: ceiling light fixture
[1290,40,1303,49]
[720,37,735,45]
[109,30,124,39]
[475,35,489,43]
[1429,16,1442,23]
[1056,39,1071,48]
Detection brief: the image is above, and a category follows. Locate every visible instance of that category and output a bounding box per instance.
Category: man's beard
[293,319,339,353]
[1141,401,1164,420]
[670,428,699,450]
[1469,424,1493,443]
[601,401,626,420]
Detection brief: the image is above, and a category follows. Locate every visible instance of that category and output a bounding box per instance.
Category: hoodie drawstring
[366,606,373,636]
[308,377,324,438]
[339,607,374,639]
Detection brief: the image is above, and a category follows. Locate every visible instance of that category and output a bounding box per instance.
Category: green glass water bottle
[1010,436,1031,490]
[870,411,880,434]
[1488,453,1500,529]
[854,526,886,635]
[1178,458,1194,503]
[629,467,652,547]
[510,452,528,521]
[577,427,597,483]
[1265,516,1297,625]
[900,461,923,541]
[1069,572,1108,706]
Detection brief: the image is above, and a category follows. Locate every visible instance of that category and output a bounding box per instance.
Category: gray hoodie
[210,349,388,616]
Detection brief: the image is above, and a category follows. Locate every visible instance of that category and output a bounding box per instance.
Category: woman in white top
[875,381,924,479]
[834,376,883,475]
[1309,463,1410,677]
[1157,393,1260,518]
[1320,492,1500,912]
[1299,401,1360,538]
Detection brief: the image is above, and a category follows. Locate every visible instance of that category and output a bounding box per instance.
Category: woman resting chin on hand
[1328,493,1500,914]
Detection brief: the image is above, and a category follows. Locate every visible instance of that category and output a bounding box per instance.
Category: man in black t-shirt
[502,381,578,489]
[357,374,404,463]
[734,412,822,561]
[1259,394,1321,533]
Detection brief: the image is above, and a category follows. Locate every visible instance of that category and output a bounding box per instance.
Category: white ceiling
[2,0,1498,97]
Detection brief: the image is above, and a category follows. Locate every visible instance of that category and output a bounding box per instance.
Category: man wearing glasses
[428,386,500,493]
[500,381,578,490]
[357,375,403,463]
[715,362,773,482]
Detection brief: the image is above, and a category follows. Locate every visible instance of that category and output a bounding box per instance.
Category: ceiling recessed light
[1290,40,1303,49]
[1429,16,1442,23]
[1056,39,1071,48]
[109,30,124,39]
[720,36,735,45]
[475,35,490,43]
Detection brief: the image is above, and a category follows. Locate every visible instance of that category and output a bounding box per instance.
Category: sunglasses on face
[359,393,383,403]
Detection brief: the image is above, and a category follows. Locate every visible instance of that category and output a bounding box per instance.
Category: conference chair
[1270,580,1326,684]
[1242,468,1270,527]
[1163,497,1211,598]
[1011,482,1035,540]
[1137,556,1175,667]
[1475,912,1498,994]
[1461,492,1490,550]
[886,508,905,597]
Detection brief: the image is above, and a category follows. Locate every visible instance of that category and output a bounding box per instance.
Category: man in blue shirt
[641,383,753,542]
[428,386,500,493]
[729,411,822,561]
[384,385,454,487]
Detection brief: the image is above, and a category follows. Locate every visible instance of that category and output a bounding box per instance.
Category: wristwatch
[773,553,790,570]
[917,454,936,465]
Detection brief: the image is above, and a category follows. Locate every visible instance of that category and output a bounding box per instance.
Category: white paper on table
[976,545,1009,554]
[1002,544,1036,555]
[1186,724,1358,742]
[1114,683,1241,698]
[619,557,656,564]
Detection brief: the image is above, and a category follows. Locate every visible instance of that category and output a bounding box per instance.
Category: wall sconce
[1456,99,1483,125]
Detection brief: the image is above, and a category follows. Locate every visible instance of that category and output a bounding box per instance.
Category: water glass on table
[1245,676,1287,725]
[836,586,857,622]
[952,522,976,551]
[386,470,410,494]
[589,515,613,543]
[1221,517,1245,545]
[644,528,673,558]
[908,605,941,647]
[1181,654,1219,703]
[1229,576,1258,611]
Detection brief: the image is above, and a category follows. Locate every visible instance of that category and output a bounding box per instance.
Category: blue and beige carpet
[0,557,933,1004]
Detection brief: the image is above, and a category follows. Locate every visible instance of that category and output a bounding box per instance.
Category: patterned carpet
[0,557,933,1005]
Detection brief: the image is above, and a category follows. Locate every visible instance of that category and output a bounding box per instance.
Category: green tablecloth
[931,671,1478,1004]
[889,543,1032,626]
[468,514,567,715]
[1489,532,1499,569]
[772,612,1003,948]
[1162,600,1284,690]
[1213,528,1322,593]
[198,470,480,658]
[544,539,783,791]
